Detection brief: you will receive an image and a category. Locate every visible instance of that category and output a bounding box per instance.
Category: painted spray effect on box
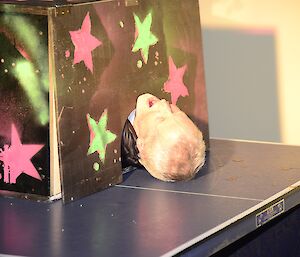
[164,56,189,105]
[13,61,49,125]
[0,124,43,184]
[1,12,49,125]
[87,110,117,171]
[132,12,158,64]
[69,12,102,73]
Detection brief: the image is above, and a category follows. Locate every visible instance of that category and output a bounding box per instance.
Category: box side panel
[52,2,123,203]
[0,10,50,197]
[52,0,208,203]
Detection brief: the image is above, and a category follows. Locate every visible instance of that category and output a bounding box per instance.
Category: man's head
[133,93,205,181]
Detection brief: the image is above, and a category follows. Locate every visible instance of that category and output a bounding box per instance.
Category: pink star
[69,12,102,73]
[0,124,43,184]
[163,56,189,105]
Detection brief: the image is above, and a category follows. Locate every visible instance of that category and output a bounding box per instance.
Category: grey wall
[202,28,281,142]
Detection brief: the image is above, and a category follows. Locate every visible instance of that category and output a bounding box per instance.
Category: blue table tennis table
[0,139,300,257]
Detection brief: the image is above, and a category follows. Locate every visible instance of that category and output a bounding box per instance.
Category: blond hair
[136,112,206,181]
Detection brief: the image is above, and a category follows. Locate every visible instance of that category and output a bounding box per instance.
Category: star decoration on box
[0,124,43,184]
[69,12,102,73]
[163,56,189,105]
[87,109,117,164]
[132,12,158,64]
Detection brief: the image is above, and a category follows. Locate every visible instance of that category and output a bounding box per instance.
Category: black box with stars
[0,0,209,203]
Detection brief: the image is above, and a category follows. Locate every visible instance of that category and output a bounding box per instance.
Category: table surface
[1,139,300,257]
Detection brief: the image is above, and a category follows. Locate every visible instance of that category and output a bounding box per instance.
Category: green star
[132,12,158,64]
[87,109,117,163]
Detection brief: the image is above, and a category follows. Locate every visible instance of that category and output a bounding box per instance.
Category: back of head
[137,112,206,181]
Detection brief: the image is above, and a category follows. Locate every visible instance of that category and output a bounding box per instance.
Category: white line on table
[115,184,264,202]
